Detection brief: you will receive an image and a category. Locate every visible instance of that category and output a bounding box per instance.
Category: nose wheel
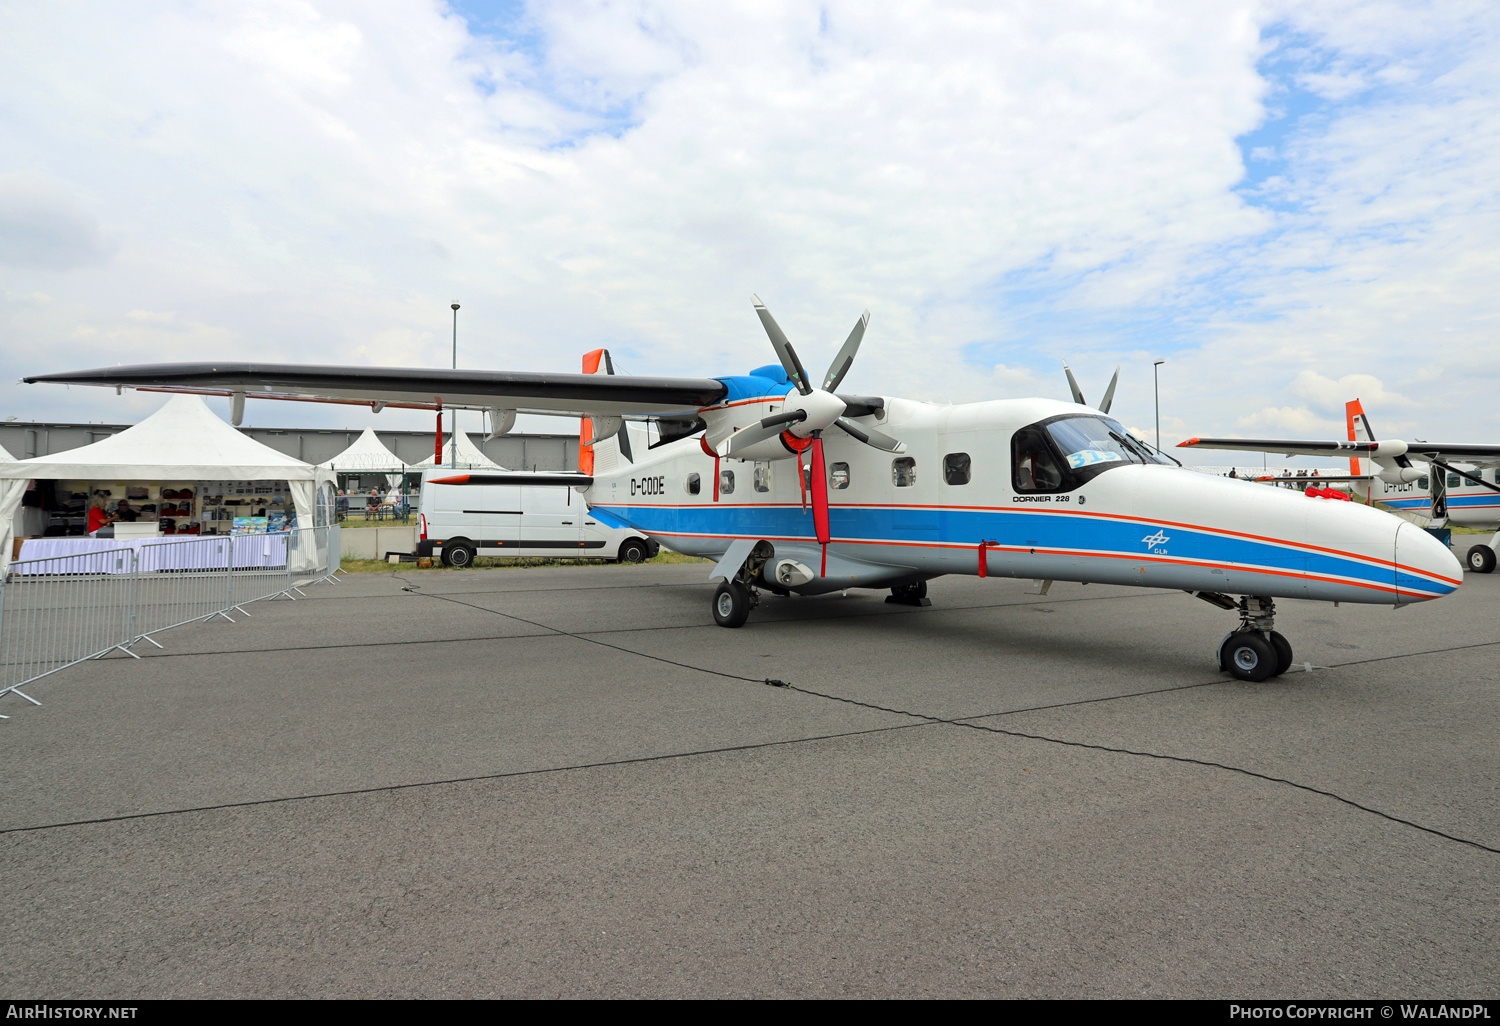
[1217,597,1295,681]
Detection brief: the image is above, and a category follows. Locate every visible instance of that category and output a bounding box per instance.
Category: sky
[1,0,1496,462]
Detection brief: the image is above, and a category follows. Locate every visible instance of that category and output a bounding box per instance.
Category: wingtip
[1177,438,1198,447]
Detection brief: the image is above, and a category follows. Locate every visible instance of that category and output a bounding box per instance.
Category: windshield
[1046,416,1154,470]
[1013,414,1160,493]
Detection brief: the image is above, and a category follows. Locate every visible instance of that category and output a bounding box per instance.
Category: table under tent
[0,394,336,571]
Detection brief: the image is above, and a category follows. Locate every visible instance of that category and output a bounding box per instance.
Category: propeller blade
[752,295,813,395]
[822,310,870,392]
[832,417,905,453]
[1063,362,1086,406]
[1099,366,1119,415]
[810,434,830,547]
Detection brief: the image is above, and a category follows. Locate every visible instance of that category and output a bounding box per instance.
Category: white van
[415,468,657,568]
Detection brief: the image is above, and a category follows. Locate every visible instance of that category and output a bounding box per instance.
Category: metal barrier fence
[0,525,340,714]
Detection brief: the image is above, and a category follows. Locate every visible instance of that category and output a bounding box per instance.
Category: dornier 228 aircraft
[25,297,1463,683]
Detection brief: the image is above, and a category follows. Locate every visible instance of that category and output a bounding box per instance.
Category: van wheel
[618,539,649,564]
[442,542,476,568]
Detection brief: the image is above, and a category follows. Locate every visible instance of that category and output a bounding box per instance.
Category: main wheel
[617,538,649,564]
[712,580,751,628]
[888,580,930,605]
[1268,631,1294,677]
[1220,631,1276,682]
[1466,545,1496,573]
[442,541,476,568]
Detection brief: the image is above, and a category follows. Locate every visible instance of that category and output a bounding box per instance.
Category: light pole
[1153,359,1165,452]
[450,303,460,467]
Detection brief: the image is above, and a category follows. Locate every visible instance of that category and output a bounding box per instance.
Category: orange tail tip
[579,349,608,476]
[1345,398,1367,474]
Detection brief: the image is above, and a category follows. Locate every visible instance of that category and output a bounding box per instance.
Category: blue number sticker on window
[1065,450,1122,470]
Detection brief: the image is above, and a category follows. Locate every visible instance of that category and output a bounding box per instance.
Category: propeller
[741,296,906,575]
[1062,361,1120,415]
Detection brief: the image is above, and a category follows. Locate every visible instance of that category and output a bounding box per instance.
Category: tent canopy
[319,427,408,473]
[414,431,506,470]
[0,394,324,482]
[0,394,335,566]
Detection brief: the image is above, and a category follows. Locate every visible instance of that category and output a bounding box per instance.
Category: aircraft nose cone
[1394,522,1463,603]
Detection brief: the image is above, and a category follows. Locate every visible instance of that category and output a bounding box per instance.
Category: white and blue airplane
[1180,398,1500,574]
[25,298,1463,682]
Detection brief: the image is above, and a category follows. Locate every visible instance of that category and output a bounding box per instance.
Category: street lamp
[450,303,460,468]
[1153,359,1165,452]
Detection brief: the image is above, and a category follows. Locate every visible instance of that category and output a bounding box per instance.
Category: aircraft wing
[22,362,730,418]
[1404,444,1500,467]
[1178,437,1382,458]
[1181,436,1500,467]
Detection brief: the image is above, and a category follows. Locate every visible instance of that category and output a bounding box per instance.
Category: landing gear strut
[710,543,770,628]
[1217,596,1294,682]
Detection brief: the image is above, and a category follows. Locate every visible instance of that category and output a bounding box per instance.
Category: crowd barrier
[0,525,341,714]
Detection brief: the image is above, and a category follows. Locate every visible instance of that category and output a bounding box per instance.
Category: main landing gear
[886,580,930,607]
[711,543,772,628]
[1467,544,1497,574]
[1216,596,1295,683]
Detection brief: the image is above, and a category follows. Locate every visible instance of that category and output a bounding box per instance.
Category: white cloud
[1236,405,1342,435]
[991,363,1039,394]
[1290,370,1414,411]
[0,0,1492,449]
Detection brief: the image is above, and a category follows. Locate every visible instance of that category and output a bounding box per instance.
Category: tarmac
[0,558,1496,998]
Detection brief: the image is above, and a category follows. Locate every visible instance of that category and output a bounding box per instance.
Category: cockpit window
[1013,414,1159,493]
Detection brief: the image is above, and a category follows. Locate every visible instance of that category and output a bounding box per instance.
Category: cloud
[0,173,112,271]
[1236,405,1342,435]
[991,363,1038,395]
[0,0,1493,448]
[1290,370,1414,410]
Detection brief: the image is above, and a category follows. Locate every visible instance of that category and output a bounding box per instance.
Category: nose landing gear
[1217,596,1295,682]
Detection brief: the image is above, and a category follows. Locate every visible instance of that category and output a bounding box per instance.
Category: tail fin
[1346,399,1373,502]
[579,349,632,475]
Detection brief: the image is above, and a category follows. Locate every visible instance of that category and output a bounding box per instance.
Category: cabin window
[830,462,850,489]
[1448,472,1463,488]
[719,470,735,495]
[1418,475,1429,489]
[686,473,701,495]
[943,453,971,485]
[892,458,916,487]
[753,462,772,492]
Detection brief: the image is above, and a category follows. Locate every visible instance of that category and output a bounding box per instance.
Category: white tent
[414,431,506,470]
[318,428,408,473]
[0,394,336,567]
